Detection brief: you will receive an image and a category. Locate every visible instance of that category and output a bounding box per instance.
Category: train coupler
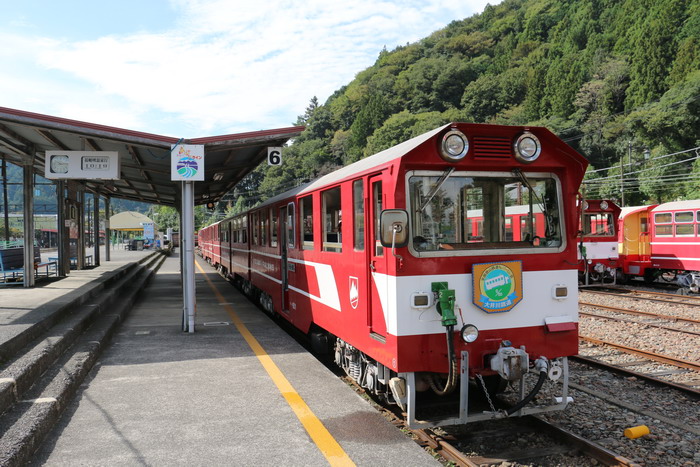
[489,344,529,381]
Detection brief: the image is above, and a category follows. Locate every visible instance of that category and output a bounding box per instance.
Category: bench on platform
[48,255,93,269]
[0,247,49,284]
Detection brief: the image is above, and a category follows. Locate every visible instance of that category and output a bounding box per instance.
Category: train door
[368,175,388,339]
[281,203,292,313]
[639,212,651,260]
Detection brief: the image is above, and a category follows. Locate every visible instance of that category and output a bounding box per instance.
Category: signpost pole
[183,181,196,333]
[171,143,203,332]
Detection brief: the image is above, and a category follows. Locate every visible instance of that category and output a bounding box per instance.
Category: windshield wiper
[419,167,455,212]
[512,168,557,238]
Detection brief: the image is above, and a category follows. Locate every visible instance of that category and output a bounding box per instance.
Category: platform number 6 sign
[268,147,282,166]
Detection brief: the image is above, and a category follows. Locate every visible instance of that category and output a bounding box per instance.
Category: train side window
[656,225,672,236]
[301,196,314,250]
[261,210,268,246]
[252,212,259,245]
[654,213,672,224]
[286,202,295,249]
[242,216,248,243]
[675,211,694,236]
[676,224,694,236]
[654,212,672,236]
[353,180,364,251]
[675,211,693,223]
[271,208,278,247]
[322,187,342,252]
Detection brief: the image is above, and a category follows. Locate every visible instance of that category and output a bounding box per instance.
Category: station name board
[45,151,121,180]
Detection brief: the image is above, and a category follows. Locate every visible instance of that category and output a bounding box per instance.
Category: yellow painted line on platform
[195,261,355,467]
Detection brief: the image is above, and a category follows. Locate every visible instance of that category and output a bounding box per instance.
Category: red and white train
[618,199,700,293]
[199,123,588,427]
[577,199,621,284]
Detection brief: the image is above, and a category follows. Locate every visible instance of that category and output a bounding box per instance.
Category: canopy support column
[56,181,68,277]
[93,188,100,266]
[22,161,35,288]
[104,195,111,262]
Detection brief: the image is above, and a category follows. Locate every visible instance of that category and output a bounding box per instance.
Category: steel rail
[572,355,700,398]
[579,335,700,372]
[527,416,640,467]
[579,310,700,336]
[579,301,700,324]
[582,289,700,307]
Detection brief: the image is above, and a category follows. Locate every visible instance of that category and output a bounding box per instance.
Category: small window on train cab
[353,180,364,251]
[301,196,314,250]
[675,211,693,223]
[654,213,672,224]
[323,187,342,253]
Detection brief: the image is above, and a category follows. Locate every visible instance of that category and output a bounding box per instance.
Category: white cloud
[0,0,495,136]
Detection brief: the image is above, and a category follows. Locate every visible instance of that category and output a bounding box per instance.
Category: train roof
[255,124,449,209]
[651,199,700,212]
[242,122,586,214]
[619,205,655,218]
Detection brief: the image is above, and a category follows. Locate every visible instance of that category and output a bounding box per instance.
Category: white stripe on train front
[376,270,578,337]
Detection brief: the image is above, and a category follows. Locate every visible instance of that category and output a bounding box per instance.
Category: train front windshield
[409,171,563,252]
[582,213,616,236]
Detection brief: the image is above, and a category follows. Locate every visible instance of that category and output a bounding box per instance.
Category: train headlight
[460,324,479,343]
[514,132,541,163]
[440,130,469,162]
[600,200,609,210]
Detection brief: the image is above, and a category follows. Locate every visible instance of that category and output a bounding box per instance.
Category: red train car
[577,200,621,284]
[199,123,588,427]
[618,200,700,292]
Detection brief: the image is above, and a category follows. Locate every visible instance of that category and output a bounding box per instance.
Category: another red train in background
[577,200,621,284]
[618,200,700,293]
[199,122,588,427]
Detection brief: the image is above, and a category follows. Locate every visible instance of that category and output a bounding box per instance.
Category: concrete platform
[31,252,438,466]
[0,248,155,362]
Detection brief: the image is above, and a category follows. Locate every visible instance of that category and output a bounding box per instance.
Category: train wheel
[661,270,677,282]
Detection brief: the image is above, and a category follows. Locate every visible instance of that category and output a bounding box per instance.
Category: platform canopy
[0,106,304,206]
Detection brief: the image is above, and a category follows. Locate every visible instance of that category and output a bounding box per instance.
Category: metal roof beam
[36,129,70,150]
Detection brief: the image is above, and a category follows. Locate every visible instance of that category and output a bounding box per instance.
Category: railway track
[577,289,700,398]
[343,376,637,466]
[580,306,700,337]
[582,287,700,308]
[579,300,700,327]
[575,336,700,396]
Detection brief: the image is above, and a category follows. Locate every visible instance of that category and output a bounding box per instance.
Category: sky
[0,1,496,138]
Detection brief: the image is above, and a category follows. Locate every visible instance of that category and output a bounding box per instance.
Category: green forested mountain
[230,0,700,211]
